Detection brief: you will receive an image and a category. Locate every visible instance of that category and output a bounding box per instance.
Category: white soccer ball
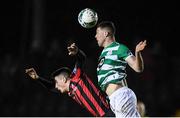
[78,8,98,28]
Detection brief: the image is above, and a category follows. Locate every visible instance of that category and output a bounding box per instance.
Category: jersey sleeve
[74,49,86,71]
[117,44,133,60]
[71,49,85,81]
[37,77,59,93]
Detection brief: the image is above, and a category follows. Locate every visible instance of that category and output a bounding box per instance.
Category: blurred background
[0,0,180,117]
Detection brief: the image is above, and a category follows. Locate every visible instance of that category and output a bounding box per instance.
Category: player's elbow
[136,69,143,73]
[135,67,144,73]
[132,65,144,73]
[129,63,144,73]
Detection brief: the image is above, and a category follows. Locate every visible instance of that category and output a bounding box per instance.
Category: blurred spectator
[174,108,180,117]
[137,100,146,117]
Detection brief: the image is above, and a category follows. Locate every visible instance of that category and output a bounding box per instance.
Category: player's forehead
[96,27,104,33]
[55,74,64,80]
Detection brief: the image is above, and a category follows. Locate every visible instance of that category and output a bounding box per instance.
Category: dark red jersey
[37,49,114,117]
[68,68,110,117]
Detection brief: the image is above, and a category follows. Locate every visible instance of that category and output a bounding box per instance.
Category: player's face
[95,27,106,47]
[55,75,67,93]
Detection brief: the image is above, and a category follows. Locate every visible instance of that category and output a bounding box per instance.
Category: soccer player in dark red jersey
[25,43,115,117]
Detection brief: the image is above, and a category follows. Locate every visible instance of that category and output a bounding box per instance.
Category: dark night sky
[0,0,180,117]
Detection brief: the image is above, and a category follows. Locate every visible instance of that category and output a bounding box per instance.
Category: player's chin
[97,41,100,46]
[57,89,63,93]
[60,90,66,93]
[98,42,103,47]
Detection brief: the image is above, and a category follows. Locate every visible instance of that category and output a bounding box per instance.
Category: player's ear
[62,76,68,83]
[104,31,109,37]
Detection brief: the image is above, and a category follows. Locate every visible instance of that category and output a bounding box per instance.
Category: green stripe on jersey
[104,59,127,67]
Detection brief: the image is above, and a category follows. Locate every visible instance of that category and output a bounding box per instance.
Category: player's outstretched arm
[25,67,56,92]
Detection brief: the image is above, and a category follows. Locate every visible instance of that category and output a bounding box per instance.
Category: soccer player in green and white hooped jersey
[95,21,147,117]
[97,42,132,91]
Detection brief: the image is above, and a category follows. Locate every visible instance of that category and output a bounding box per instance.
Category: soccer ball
[78,8,98,28]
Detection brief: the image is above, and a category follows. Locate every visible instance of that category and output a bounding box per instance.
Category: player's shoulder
[118,43,129,50]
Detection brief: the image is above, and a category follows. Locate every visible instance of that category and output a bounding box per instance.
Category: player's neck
[66,80,70,92]
[103,37,115,48]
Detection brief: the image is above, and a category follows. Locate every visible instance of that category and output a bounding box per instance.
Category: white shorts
[109,87,140,117]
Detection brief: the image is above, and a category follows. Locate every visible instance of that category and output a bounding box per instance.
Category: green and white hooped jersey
[97,41,133,91]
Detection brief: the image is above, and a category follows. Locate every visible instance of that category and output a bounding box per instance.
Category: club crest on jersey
[98,57,105,69]
[127,50,133,56]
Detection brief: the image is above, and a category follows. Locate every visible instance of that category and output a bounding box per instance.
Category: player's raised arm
[67,43,86,69]
[126,40,147,73]
[67,43,78,56]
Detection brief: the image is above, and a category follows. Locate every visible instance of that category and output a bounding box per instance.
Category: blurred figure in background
[137,100,146,117]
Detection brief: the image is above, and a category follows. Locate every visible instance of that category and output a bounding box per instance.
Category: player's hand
[25,68,39,80]
[135,40,147,53]
[67,43,78,56]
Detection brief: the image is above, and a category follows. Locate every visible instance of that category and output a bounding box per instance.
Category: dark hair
[97,21,116,36]
[51,67,71,80]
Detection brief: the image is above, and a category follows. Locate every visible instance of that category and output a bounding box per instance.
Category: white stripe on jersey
[98,70,117,81]
[102,45,119,54]
[105,55,118,60]
[105,55,127,64]
[100,64,126,71]
[101,72,127,85]
[98,71,127,82]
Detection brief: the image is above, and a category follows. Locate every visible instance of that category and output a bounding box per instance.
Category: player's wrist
[33,75,39,80]
[36,75,40,79]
